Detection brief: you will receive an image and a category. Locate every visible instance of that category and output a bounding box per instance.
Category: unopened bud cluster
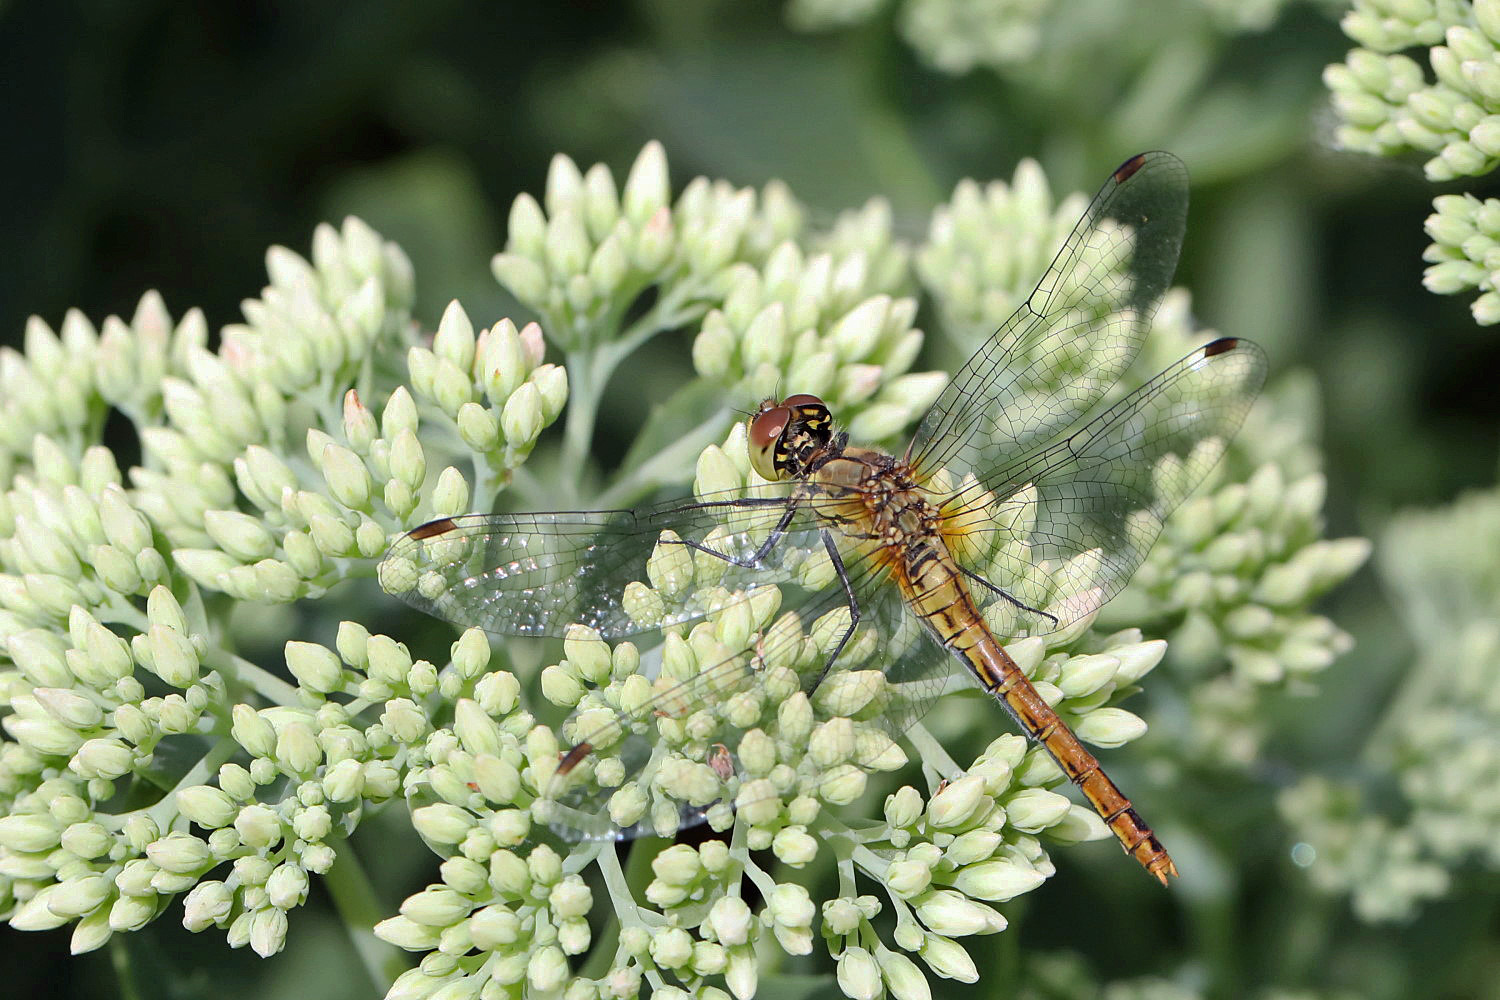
[1282,485,1500,922]
[1325,0,1500,182]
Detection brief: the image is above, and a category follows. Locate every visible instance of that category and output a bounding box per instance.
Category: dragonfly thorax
[747,393,838,481]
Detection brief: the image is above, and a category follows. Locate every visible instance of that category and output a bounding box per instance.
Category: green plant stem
[323,836,410,992]
[208,649,303,705]
[592,405,733,510]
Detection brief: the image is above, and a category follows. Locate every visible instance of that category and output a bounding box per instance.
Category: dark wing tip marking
[557,742,594,776]
[407,517,459,541]
[1112,152,1149,184]
[1202,336,1239,358]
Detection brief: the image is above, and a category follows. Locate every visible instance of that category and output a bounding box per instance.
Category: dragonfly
[378,151,1267,885]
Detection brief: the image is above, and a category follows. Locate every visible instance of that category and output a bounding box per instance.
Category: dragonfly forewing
[907,151,1191,484]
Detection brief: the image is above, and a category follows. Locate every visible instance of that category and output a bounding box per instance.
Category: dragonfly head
[748,393,834,481]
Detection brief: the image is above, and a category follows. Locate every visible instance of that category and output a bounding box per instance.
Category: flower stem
[323,836,410,992]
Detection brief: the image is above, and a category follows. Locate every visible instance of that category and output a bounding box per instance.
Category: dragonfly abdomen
[965,631,1178,885]
[898,541,1179,885]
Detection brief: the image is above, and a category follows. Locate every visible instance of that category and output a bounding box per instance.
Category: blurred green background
[4,0,1500,997]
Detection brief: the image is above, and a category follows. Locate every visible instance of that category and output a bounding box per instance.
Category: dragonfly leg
[666,497,801,569]
[806,530,862,692]
[958,565,1058,626]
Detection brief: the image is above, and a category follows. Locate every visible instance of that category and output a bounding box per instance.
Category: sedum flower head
[1281,484,1500,921]
[914,162,1370,771]
[0,140,1363,999]
[1323,1,1500,324]
[1324,0,1500,182]
[786,0,1291,75]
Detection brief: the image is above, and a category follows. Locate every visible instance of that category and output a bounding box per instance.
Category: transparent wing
[931,337,1269,639]
[378,486,834,640]
[906,151,1190,483]
[541,529,952,842]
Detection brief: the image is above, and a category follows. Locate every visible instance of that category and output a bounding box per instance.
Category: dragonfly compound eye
[748,403,794,481]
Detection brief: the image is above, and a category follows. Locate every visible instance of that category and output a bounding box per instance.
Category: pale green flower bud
[487,848,530,897]
[266,863,309,910]
[176,785,238,829]
[623,141,670,226]
[90,544,142,594]
[837,945,882,1000]
[647,534,694,596]
[528,944,569,992]
[818,763,868,805]
[375,914,443,951]
[34,685,104,729]
[928,774,987,829]
[71,738,135,780]
[525,843,561,887]
[561,625,611,685]
[201,509,275,562]
[276,721,323,777]
[10,887,71,932]
[500,382,545,446]
[292,804,332,842]
[468,904,520,950]
[952,857,1045,902]
[182,880,234,931]
[431,354,477,416]
[368,635,415,684]
[414,804,474,846]
[726,945,758,999]
[814,669,883,718]
[450,402,498,454]
[1055,653,1119,699]
[108,893,158,933]
[318,443,373,512]
[548,874,591,919]
[912,889,1005,937]
[491,251,549,307]
[557,916,592,956]
[106,859,152,900]
[42,869,111,917]
[60,821,113,860]
[234,803,283,849]
[808,716,857,768]
[402,886,472,927]
[8,629,71,689]
[433,301,477,371]
[707,894,753,946]
[431,466,470,518]
[387,429,427,496]
[885,857,933,898]
[775,690,815,745]
[875,787,919,832]
[301,844,335,876]
[1074,707,1147,749]
[539,663,585,707]
[146,832,211,874]
[285,640,342,694]
[249,908,289,958]
[877,947,930,1000]
[736,728,776,777]
[70,908,114,954]
[98,486,153,554]
[144,624,198,687]
[634,207,674,272]
[766,882,814,943]
[121,815,159,853]
[231,704,277,758]
[650,926,694,969]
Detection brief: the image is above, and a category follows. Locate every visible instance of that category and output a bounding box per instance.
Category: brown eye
[782,393,824,409]
[748,405,792,481]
